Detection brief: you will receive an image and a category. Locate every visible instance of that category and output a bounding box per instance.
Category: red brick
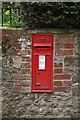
[54,63,63,67]
[13,42,21,49]
[56,50,73,56]
[2,29,7,36]
[21,63,31,68]
[0,35,2,41]
[55,43,64,49]
[20,80,31,86]
[12,48,21,55]
[21,69,30,74]
[2,35,12,41]
[14,75,31,81]
[54,81,62,86]
[0,30,2,36]
[2,29,14,36]
[54,86,70,92]
[54,69,62,74]
[25,75,31,80]
[22,57,31,62]
[22,49,31,55]
[54,75,71,80]
[62,81,71,86]
[64,43,73,49]
[12,36,20,42]
[13,75,27,80]
[55,34,73,43]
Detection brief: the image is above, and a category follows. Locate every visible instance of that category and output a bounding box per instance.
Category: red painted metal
[32,34,54,92]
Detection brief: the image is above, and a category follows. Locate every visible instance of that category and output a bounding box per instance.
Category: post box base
[32,89,53,93]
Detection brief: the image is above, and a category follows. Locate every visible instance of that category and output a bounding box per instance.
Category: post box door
[35,54,51,89]
[32,34,53,92]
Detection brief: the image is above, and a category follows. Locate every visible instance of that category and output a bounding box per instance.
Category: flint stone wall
[1,28,79,119]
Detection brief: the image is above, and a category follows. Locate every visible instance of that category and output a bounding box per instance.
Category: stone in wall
[13,56,21,68]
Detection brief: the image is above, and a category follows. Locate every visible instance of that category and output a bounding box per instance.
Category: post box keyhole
[38,73,40,75]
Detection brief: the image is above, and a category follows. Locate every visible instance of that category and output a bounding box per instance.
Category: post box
[32,34,54,92]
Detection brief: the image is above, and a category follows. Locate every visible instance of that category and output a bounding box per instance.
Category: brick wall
[54,34,74,92]
[2,28,79,118]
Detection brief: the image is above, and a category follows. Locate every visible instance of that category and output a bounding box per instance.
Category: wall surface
[1,28,79,118]
[0,29,2,120]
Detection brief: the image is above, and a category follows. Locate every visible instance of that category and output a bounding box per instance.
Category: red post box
[32,34,54,92]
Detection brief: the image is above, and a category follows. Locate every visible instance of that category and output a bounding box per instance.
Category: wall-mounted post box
[32,34,54,92]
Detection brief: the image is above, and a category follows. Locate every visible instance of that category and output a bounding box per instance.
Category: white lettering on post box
[39,55,45,70]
